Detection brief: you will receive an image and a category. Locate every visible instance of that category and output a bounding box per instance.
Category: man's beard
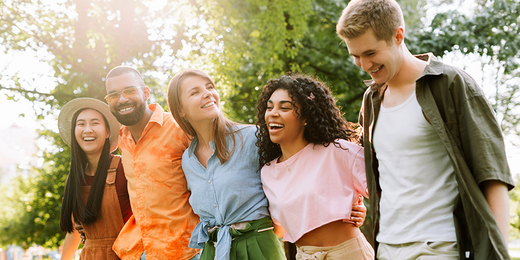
[112,102,146,126]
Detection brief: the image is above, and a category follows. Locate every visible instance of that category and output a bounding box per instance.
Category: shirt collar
[119,103,165,137]
[147,103,165,127]
[186,135,216,159]
[418,53,443,78]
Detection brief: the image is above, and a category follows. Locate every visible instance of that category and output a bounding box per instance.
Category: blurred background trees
[0,0,519,250]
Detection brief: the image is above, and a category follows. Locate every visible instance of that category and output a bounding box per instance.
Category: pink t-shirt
[261,139,367,243]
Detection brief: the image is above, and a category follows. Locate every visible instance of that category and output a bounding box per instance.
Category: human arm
[482,180,510,246]
[273,219,285,238]
[60,229,81,260]
[349,144,369,227]
[447,72,513,245]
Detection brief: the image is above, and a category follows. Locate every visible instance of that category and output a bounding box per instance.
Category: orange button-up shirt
[112,104,200,260]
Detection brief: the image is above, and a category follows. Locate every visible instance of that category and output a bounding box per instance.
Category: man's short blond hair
[336,0,404,44]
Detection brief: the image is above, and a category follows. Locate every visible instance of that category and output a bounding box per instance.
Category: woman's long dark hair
[60,108,112,233]
[256,74,361,168]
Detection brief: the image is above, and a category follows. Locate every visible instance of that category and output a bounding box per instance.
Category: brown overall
[80,156,123,260]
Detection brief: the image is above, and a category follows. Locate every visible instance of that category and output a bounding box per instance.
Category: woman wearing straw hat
[58,98,132,260]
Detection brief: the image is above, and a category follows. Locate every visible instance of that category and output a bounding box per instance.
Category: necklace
[278,142,310,172]
[279,153,299,173]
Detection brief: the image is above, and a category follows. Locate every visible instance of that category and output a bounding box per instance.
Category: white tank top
[373,91,458,244]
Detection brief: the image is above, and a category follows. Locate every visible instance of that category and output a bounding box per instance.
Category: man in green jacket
[336,0,514,259]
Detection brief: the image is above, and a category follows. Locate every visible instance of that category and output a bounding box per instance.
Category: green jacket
[359,54,515,260]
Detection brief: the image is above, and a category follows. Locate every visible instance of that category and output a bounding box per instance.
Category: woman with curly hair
[256,74,374,260]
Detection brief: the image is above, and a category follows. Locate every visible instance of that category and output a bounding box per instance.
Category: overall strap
[106,155,121,185]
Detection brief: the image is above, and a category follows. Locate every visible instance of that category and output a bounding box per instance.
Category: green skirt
[200,217,286,260]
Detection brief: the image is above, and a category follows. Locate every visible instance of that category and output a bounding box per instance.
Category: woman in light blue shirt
[167,69,286,260]
[167,69,367,260]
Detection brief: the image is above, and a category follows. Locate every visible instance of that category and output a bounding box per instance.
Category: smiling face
[179,75,221,125]
[345,27,402,85]
[105,72,149,126]
[264,89,306,147]
[74,109,110,156]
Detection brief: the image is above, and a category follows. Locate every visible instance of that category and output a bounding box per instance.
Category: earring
[304,122,307,125]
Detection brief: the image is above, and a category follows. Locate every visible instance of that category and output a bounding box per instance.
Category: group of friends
[56,0,515,259]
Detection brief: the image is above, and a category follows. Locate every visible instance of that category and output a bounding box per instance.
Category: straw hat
[58,98,120,152]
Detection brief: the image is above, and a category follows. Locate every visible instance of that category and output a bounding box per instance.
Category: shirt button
[208,180,211,183]
[213,204,217,207]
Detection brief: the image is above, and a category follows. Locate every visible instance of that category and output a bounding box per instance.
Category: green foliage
[0,0,171,248]
[0,130,70,249]
[182,0,314,123]
[292,0,366,122]
[489,69,520,136]
[407,0,520,136]
[411,0,520,73]
[0,0,176,104]
[0,0,371,248]
[407,0,520,74]
[184,0,367,123]
[1,0,520,249]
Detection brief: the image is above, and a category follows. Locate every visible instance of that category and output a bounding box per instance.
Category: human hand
[75,223,86,244]
[350,195,367,227]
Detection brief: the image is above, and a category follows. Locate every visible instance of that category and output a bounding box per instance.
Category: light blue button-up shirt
[182,125,270,260]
